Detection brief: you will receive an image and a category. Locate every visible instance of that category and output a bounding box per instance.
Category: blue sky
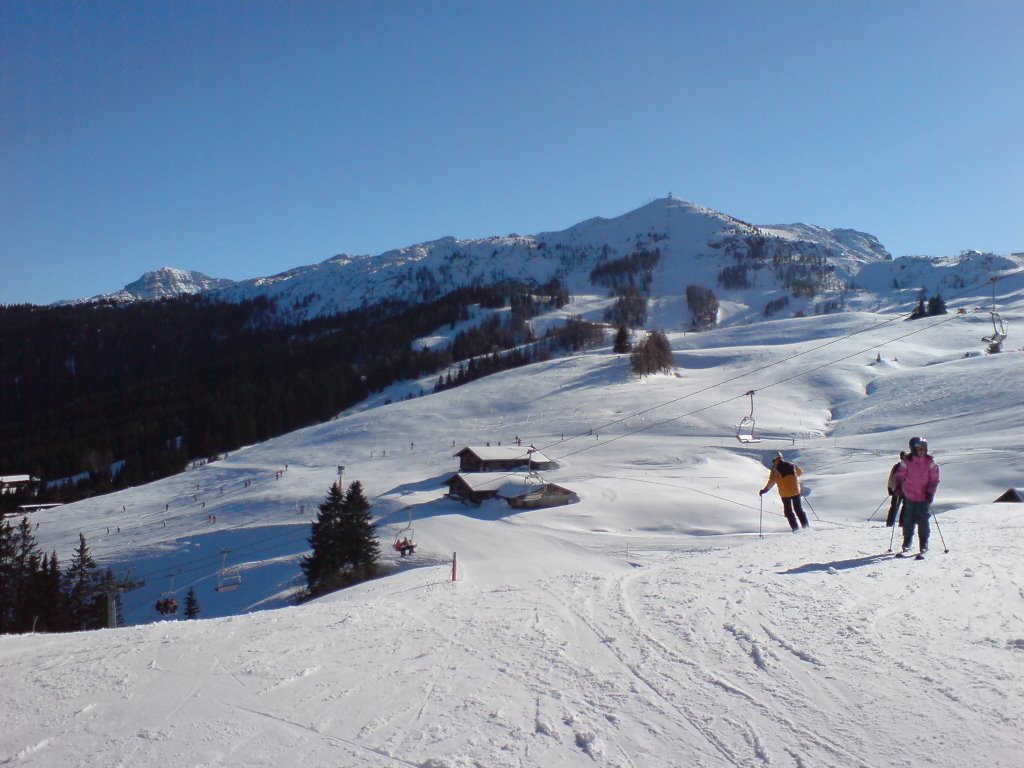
[2,0,1021,305]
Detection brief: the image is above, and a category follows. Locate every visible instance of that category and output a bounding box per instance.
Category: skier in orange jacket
[760,452,809,531]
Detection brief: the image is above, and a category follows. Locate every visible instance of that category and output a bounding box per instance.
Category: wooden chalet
[453,446,556,473]
[443,473,515,505]
[0,475,41,496]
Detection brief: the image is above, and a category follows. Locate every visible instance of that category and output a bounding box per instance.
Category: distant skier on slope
[885,452,907,527]
[892,437,940,558]
[760,452,810,532]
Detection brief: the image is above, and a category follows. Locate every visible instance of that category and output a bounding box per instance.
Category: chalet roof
[445,472,533,494]
[453,446,552,464]
[0,475,39,484]
[445,472,575,499]
[502,482,574,499]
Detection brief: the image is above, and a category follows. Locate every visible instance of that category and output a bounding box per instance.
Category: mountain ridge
[61,196,1018,333]
[60,197,891,317]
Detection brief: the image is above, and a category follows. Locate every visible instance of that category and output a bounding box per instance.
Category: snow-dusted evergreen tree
[63,533,99,630]
[184,586,201,619]
[338,480,380,584]
[302,482,345,597]
[302,480,380,598]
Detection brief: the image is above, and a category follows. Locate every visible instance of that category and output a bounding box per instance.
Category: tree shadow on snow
[779,553,894,574]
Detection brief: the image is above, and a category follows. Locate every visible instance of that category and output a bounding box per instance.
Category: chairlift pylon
[215,549,241,592]
[736,390,762,444]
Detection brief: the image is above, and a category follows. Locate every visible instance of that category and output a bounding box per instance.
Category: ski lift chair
[393,508,416,557]
[155,574,179,615]
[735,391,762,444]
[391,536,415,557]
[981,277,1008,353]
[215,549,242,592]
[983,312,1007,352]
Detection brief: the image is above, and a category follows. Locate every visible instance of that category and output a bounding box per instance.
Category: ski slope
[2,286,1023,767]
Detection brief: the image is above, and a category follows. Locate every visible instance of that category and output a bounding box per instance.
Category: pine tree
[612,325,632,353]
[339,480,380,583]
[0,517,15,633]
[33,551,69,632]
[927,294,947,316]
[63,534,99,630]
[12,517,42,632]
[184,586,201,619]
[301,482,346,596]
[301,480,380,598]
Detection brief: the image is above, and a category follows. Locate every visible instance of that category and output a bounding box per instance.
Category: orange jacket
[763,460,802,498]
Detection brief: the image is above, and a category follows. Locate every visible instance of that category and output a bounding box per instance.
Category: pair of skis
[894,550,927,561]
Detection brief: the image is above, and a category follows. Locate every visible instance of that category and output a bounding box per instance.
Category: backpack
[777,461,796,478]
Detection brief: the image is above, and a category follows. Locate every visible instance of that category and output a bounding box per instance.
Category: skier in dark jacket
[892,437,940,557]
[885,452,907,527]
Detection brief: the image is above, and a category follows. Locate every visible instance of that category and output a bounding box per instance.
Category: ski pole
[931,511,950,553]
[758,493,764,539]
[803,495,821,521]
[887,518,897,552]
[867,496,889,522]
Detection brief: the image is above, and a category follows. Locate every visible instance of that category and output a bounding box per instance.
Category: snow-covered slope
[3,274,1023,767]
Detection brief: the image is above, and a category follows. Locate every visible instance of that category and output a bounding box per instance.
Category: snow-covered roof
[455,446,552,463]
[446,472,534,493]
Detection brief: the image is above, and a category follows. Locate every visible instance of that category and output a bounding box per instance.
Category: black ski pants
[886,494,904,527]
[782,495,809,530]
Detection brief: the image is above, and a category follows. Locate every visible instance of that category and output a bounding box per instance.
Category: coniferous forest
[0,279,588,512]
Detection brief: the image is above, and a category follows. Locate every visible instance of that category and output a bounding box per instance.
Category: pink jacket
[893,454,939,502]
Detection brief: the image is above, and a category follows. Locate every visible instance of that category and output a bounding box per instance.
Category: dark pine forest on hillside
[0,278,591,512]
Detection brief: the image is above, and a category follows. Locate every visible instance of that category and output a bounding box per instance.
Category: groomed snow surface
[2,302,1023,768]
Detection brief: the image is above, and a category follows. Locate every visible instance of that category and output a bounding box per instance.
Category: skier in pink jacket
[892,436,940,558]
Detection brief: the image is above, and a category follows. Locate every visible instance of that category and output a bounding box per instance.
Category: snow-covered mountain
[61,198,895,320]
[69,198,1018,333]
[59,267,237,304]
[213,196,898,323]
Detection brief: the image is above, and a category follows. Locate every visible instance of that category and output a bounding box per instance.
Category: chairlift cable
[551,307,968,463]
[541,267,1023,458]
